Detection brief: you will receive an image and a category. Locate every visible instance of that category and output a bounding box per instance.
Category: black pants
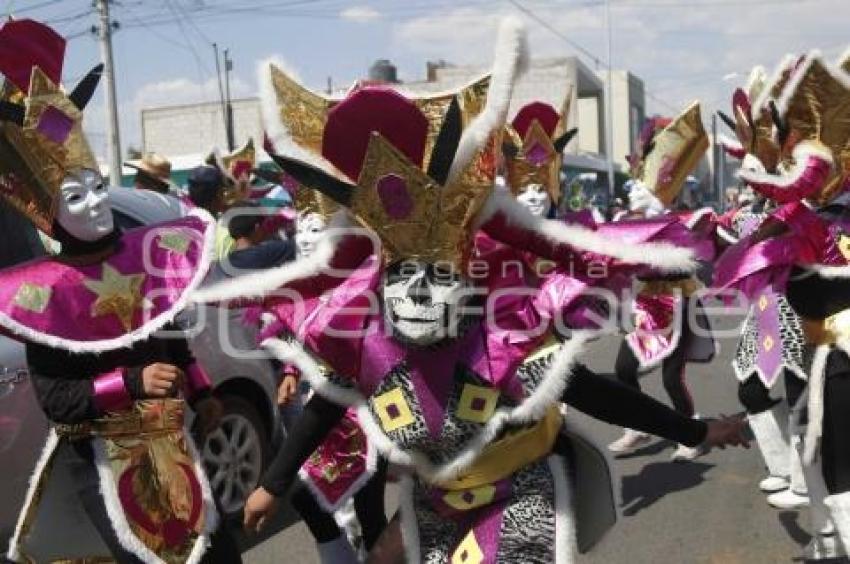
[737,369,806,415]
[615,319,694,418]
[290,457,389,551]
[60,440,240,564]
[823,371,850,494]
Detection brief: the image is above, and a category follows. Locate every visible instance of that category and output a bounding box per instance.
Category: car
[0,188,282,551]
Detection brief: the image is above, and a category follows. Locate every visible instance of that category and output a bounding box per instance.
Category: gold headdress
[502,86,577,203]
[774,52,850,204]
[0,19,101,234]
[630,102,709,207]
[258,21,526,271]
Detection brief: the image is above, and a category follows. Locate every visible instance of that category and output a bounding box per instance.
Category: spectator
[126,153,175,195]
[213,200,294,277]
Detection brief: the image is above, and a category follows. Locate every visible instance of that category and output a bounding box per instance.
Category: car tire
[200,394,271,520]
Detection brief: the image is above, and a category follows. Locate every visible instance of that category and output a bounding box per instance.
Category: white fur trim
[7,429,60,562]
[716,225,739,245]
[775,50,850,115]
[625,324,682,370]
[257,58,340,173]
[477,190,696,271]
[297,432,378,513]
[803,344,831,464]
[262,337,364,407]
[0,207,216,354]
[738,140,834,188]
[192,210,352,304]
[751,54,797,116]
[548,455,576,564]
[684,207,715,230]
[447,17,529,184]
[397,475,421,563]
[90,432,217,564]
[718,134,745,159]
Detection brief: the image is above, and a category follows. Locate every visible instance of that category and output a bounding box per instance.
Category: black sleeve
[787,269,850,321]
[260,395,347,496]
[562,364,708,447]
[27,345,100,424]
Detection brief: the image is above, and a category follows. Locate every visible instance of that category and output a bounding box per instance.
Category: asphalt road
[239,322,809,564]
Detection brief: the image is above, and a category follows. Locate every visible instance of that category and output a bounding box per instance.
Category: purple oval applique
[377,174,413,219]
[525,142,550,166]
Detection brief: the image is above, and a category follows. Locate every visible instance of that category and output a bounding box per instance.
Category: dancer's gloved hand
[141,363,184,397]
[243,487,280,533]
[702,415,750,450]
[194,396,223,436]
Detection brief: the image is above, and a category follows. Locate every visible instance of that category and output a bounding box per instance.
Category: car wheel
[201,395,270,518]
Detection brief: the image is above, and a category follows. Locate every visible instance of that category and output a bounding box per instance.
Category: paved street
[239,322,808,563]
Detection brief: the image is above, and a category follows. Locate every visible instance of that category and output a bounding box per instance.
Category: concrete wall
[607,70,645,170]
[141,98,264,158]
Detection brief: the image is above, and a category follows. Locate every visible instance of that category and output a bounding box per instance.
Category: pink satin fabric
[745,154,832,204]
[184,362,212,399]
[92,368,132,413]
[625,293,682,366]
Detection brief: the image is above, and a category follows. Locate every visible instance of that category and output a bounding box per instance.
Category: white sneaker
[608,429,652,454]
[801,533,846,560]
[767,488,810,509]
[670,443,706,462]
[758,475,790,493]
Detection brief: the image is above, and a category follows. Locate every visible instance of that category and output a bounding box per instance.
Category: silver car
[0,188,282,550]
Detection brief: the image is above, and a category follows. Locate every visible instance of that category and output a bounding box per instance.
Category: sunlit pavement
[241,318,806,563]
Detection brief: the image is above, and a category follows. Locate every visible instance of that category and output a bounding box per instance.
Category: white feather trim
[7,429,60,562]
[447,16,529,183]
[257,58,340,173]
[476,190,696,271]
[0,207,216,354]
[751,54,797,116]
[775,50,850,115]
[738,140,834,188]
[192,210,353,304]
[261,337,364,406]
[718,134,745,157]
[684,207,715,230]
[716,225,739,245]
[803,343,830,464]
[548,455,576,564]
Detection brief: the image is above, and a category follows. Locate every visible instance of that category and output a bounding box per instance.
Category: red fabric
[0,19,65,91]
[512,102,560,138]
[322,87,428,181]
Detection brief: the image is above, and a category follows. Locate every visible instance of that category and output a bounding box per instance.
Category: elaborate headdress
[502,87,577,203]
[628,102,709,207]
[0,19,102,234]
[739,51,850,205]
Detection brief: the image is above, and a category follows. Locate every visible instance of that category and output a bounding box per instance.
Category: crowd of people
[0,14,849,564]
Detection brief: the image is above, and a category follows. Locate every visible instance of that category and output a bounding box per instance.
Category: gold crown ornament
[502,87,577,204]
[630,102,709,207]
[774,52,850,205]
[0,19,102,234]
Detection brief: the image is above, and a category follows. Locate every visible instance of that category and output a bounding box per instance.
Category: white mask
[382,260,473,346]
[295,212,326,258]
[516,184,551,217]
[56,169,114,241]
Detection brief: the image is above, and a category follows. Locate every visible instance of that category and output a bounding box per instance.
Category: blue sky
[8,0,849,161]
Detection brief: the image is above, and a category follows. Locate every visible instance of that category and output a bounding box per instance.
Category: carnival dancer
[714,49,850,561]
[263,185,388,563]
[714,63,809,508]
[0,19,234,563]
[606,106,718,461]
[194,19,747,562]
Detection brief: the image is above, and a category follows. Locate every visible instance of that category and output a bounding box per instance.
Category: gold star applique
[83,264,152,331]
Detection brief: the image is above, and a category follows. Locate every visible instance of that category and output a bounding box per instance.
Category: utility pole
[603,0,615,201]
[95,0,122,186]
[212,43,228,150]
[224,49,234,151]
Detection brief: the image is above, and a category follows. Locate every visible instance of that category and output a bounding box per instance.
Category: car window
[112,209,144,231]
[0,200,44,268]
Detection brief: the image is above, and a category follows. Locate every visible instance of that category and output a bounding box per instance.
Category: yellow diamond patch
[443,484,497,512]
[452,530,484,564]
[758,295,770,311]
[373,387,415,432]
[456,384,499,423]
[762,335,774,352]
[13,283,52,313]
[158,231,191,254]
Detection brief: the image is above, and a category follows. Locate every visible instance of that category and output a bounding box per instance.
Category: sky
[8,0,849,162]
